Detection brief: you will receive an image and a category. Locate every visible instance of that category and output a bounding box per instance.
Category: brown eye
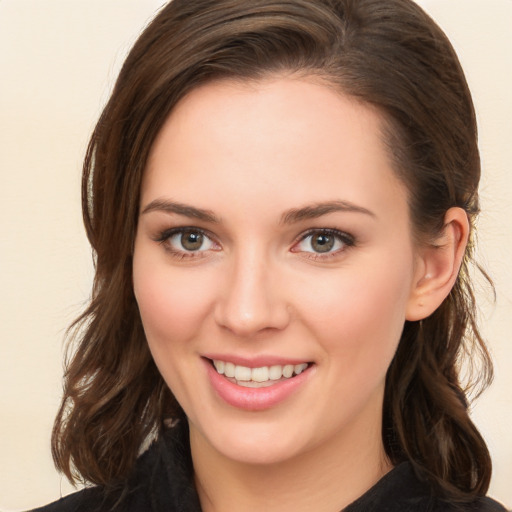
[180,230,204,251]
[310,233,335,253]
[164,229,216,254]
[294,229,354,256]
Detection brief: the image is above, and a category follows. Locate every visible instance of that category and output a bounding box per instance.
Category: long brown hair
[52,0,494,501]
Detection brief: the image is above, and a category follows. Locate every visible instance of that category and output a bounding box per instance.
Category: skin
[132,76,468,512]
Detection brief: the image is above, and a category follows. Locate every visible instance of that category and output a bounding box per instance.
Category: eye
[294,229,354,255]
[170,230,213,252]
[157,227,218,256]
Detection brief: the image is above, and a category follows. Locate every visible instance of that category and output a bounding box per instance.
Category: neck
[190,413,391,512]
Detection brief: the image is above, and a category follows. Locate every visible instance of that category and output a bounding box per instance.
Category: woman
[32,0,508,510]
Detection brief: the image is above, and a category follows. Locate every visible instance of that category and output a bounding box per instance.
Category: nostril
[214,299,291,336]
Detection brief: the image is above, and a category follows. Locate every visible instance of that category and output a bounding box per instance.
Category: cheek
[133,257,215,346]
[296,255,412,372]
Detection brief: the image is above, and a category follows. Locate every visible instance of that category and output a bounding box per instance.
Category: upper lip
[202,354,312,368]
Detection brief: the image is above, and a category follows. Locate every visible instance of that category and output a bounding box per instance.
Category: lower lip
[204,359,312,411]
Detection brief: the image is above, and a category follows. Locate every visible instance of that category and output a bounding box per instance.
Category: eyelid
[154,226,220,257]
[291,228,355,257]
[152,226,354,260]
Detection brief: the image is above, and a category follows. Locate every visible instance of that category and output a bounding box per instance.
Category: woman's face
[133,77,423,466]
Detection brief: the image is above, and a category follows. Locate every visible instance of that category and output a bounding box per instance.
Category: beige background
[0,1,510,510]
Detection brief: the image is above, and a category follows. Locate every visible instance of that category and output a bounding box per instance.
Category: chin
[189,414,314,466]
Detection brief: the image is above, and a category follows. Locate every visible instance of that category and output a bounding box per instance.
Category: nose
[214,250,290,337]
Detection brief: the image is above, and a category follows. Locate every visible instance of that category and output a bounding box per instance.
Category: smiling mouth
[210,359,311,388]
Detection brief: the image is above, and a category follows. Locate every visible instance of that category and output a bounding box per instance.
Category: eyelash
[154,227,219,260]
[154,227,355,261]
[292,228,355,260]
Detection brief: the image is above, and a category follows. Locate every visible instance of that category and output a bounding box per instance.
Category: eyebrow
[141,199,220,223]
[281,200,376,224]
[140,198,375,224]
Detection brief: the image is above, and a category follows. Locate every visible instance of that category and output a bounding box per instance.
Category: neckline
[160,422,423,512]
[342,461,427,511]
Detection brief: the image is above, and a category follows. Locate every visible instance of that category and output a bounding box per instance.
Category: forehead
[142,77,408,227]
[148,77,385,169]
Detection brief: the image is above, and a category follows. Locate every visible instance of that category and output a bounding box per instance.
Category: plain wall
[0,1,510,510]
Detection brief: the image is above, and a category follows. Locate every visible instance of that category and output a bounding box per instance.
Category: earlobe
[406,207,470,321]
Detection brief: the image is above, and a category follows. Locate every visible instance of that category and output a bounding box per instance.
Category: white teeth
[213,360,225,375]
[224,362,236,378]
[234,365,252,381]
[294,363,307,375]
[212,360,309,384]
[269,365,283,380]
[251,366,269,382]
[237,379,276,388]
[282,364,294,378]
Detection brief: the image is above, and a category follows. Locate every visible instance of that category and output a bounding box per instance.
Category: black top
[30,422,508,512]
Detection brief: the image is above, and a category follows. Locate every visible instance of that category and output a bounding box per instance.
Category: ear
[406,207,470,321]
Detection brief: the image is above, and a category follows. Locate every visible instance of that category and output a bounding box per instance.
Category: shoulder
[473,497,509,512]
[28,487,106,512]
[344,462,509,512]
[28,422,201,512]
[429,496,508,512]
[27,438,163,512]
